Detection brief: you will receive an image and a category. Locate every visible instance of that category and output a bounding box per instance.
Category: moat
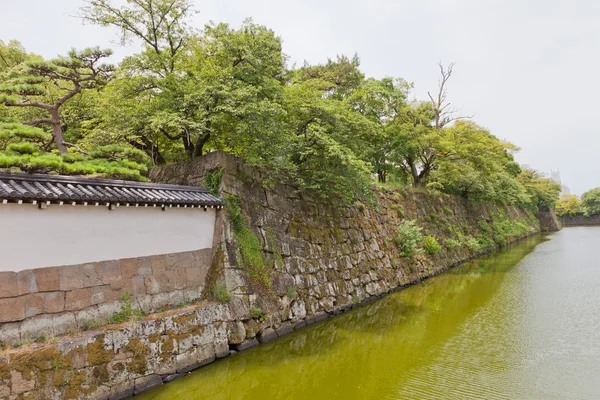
[139,227,600,399]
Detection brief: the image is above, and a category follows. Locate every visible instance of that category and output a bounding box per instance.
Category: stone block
[109,380,134,400]
[97,260,122,285]
[175,344,216,373]
[137,257,153,276]
[0,271,17,298]
[23,294,44,318]
[228,321,246,344]
[293,320,307,330]
[275,322,293,337]
[144,275,162,295]
[10,370,35,394]
[257,327,278,344]
[162,373,184,383]
[34,267,60,292]
[234,338,259,352]
[150,254,166,274]
[0,321,21,344]
[91,285,115,305]
[120,257,138,279]
[228,296,250,320]
[17,270,37,295]
[272,273,295,296]
[82,263,103,287]
[58,265,84,291]
[134,375,163,395]
[0,296,25,323]
[65,287,93,311]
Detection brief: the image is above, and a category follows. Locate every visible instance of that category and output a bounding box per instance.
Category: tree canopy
[0,1,561,206]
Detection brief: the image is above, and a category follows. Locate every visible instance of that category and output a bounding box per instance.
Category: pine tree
[0,47,150,180]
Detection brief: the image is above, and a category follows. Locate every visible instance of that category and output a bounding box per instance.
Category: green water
[139,227,600,399]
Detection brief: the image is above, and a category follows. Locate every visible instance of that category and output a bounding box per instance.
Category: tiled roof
[0,172,224,209]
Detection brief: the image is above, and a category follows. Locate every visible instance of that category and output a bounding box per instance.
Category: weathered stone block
[234,338,259,352]
[10,370,35,394]
[58,265,84,291]
[120,257,138,279]
[97,260,122,284]
[257,327,277,343]
[34,267,60,292]
[16,269,37,295]
[65,287,93,311]
[134,374,163,395]
[228,321,246,344]
[0,271,17,298]
[91,285,115,305]
[82,263,103,287]
[0,296,25,322]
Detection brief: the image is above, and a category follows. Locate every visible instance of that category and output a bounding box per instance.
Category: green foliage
[581,188,600,215]
[110,292,143,324]
[0,123,149,180]
[287,286,296,298]
[464,236,482,252]
[393,220,423,258]
[225,195,271,287]
[423,235,442,254]
[80,318,105,331]
[556,194,583,217]
[477,220,491,233]
[517,167,562,210]
[444,238,461,250]
[204,168,223,197]
[250,306,268,322]
[213,280,232,304]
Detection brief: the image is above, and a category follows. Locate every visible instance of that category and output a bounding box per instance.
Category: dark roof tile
[0,172,224,208]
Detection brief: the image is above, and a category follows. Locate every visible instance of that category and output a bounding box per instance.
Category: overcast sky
[1,0,598,194]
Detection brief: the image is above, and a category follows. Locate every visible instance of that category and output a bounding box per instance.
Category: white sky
[1,0,598,194]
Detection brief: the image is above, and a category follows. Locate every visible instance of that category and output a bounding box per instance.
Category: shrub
[213,280,232,303]
[445,238,461,250]
[464,236,482,252]
[250,306,268,322]
[110,292,143,324]
[393,220,423,258]
[423,235,442,254]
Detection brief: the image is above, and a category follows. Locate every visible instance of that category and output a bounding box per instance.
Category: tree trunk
[49,108,67,154]
[192,132,210,159]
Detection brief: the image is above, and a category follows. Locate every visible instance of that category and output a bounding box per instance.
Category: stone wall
[0,249,212,345]
[560,214,600,226]
[150,151,542,342]
[0,152,544,400]
[536,207,562,232]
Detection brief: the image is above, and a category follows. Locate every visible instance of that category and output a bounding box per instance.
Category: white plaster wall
[0,203,217,272]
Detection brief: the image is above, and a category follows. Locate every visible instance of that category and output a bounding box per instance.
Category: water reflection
[140,231,600,399]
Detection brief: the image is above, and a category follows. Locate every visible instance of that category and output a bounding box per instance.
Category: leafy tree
[80,0,195,74]
[429,121,527,203]
[282,58,375,202]
[0,47,114,153]
[581,187,600,215]
[0,40,30,72]
[347,77,411,183]
[517,167,561,210]
[556,194,583,217]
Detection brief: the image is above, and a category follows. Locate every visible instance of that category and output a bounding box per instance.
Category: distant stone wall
[536,207,562,232]
[560,214,600,226]
[0,249,212,344]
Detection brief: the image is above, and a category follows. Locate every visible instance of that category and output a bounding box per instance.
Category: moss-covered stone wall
[0,151,543,399]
